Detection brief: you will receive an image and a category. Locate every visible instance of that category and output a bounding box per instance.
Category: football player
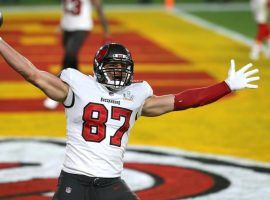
[0,39,260,200]
[250,0,270,60]
[44,0,110,109]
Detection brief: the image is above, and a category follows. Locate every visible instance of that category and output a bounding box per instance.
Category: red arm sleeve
[174,81,231,111]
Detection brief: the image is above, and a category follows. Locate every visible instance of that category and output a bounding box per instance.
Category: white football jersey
[61,0,93,31]
[60,68,153,178]
[250,0,269,23]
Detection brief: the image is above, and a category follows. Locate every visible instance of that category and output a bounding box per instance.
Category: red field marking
[105,32,190,64]
[6,196,51,200]
[0,163,21,169]
[3,19,121,26]
[0,33,189,65]
[0,99,62,112]
[0,32,189,77]
[134,72,214,80]
[126,163,214,200]
[0,178,57,199]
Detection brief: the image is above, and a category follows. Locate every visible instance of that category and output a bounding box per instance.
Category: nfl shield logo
[65,187,72,194]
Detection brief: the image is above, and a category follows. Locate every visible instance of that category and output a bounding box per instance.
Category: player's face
[103,63,128,82]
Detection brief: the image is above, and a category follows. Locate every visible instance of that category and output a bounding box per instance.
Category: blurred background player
[44,0,110,109]
[250,0,270,60]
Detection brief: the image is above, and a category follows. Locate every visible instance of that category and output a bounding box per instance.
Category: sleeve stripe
[63,91,75,108]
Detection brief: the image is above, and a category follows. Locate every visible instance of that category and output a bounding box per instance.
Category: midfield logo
[0,138,269,200]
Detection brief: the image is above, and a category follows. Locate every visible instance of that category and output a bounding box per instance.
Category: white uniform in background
[61,0,93,31]
[60,68,153,177]
[44,0,95,109]
[251,0,268,23]
[250,0,270,60]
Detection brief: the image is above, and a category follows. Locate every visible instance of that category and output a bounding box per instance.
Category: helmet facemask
[100,61,133,91]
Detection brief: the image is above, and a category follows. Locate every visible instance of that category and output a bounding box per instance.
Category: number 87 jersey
[60,68,153,178]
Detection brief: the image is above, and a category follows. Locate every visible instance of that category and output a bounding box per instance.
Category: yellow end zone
[0,10,269,163]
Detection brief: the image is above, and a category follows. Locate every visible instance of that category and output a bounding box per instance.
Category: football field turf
[0,6,269,164]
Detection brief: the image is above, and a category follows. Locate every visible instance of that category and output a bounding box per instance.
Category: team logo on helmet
[96,47,108,63]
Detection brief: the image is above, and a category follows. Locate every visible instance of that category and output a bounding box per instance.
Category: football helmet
[93,43,134,91]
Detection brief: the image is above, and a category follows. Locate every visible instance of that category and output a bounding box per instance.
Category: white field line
[170,8,254,47]
[174,2,251,12]
[170,8,270,55]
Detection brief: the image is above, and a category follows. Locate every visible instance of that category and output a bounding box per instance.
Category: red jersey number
[111,107,132,147]
[63,0,81,15]
[82,103,108,142]
[82,103,132,147]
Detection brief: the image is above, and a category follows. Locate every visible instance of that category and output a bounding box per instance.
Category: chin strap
[174,81,231,111]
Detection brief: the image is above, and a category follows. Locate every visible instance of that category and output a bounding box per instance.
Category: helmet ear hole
[93,43,134,91]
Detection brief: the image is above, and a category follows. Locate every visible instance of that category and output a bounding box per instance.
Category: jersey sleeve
[144,81,153,98]
[137,81,153,117]
[59,68,76,107]
[59,68,73,85]
[63,87,75,108]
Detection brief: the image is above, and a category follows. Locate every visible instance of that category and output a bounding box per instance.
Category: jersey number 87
[82,103,132,147]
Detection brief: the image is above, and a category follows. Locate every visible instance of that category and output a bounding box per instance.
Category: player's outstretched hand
[225,59,260,91]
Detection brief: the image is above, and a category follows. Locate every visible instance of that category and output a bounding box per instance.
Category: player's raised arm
[142,60,260,117]
[0,37,69,102]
